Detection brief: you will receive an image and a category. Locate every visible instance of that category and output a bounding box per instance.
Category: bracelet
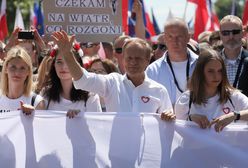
[233,111,240,122]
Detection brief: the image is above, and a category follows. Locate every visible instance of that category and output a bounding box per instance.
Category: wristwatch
[233,111,240,122]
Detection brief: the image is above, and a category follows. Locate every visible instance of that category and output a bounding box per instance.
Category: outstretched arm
[51,30,83,81]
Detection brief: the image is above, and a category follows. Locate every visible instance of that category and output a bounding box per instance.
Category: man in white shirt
[52,31,175,119]
[146,18,198,106]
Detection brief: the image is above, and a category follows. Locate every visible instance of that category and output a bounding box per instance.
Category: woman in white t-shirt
[42,44,102,117]
[175,48,248,129]
[0,46,45,114]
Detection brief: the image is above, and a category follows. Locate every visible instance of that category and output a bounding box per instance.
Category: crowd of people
[1,11,248,132]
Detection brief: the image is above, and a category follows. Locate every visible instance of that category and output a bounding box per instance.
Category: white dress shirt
[73,69,172,113]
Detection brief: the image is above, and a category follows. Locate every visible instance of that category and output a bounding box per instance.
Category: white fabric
[46,93,102,112]
[175,90,248,120]
[73,69,172,113]
[0,92,43,111]
[171,60,187,101]
[0,111,248,168]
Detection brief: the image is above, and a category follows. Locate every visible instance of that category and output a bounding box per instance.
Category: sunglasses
[221,29,242,36]
[115,47,122,54]
[152,44,166,51]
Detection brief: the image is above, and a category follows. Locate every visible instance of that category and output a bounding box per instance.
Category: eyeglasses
[80,43,99,48]
[221,29,242,36]
[115,47,122,54]
[152,44,166,51]
[89,69,107,74]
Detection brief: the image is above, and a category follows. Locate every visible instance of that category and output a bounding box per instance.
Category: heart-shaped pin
[141,96,150,103]
[222,107,231,114]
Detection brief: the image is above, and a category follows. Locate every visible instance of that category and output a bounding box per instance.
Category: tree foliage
[214,0,244,20]
[1,0,34,33]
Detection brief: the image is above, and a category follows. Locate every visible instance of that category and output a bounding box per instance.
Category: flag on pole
[125,0,156,39]
[188,0,219,40]
[231,0,238,15]
[243,0,248,25]
[0,0,8,40]
[30,3,37,28]
[151,8,161,35]
[122,0,129,35]
[14,6,25,29]
[34,1,44,35]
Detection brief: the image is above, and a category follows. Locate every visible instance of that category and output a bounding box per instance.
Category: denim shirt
[146,49,198,105]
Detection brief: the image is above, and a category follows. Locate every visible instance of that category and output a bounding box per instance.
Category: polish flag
[14,6,25,29]
[188,0,219,40]
[0,0,8,40]
[243,0,248,25]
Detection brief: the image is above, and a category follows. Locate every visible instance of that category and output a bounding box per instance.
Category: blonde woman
[0,46,45,114]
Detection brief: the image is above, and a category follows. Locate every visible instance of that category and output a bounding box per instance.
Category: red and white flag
[188,0,219,40]
[243,0,248,25]
[14,6,25,29]
[0,0,8,40]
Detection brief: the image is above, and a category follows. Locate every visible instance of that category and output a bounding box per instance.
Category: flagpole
[183,1,188,20]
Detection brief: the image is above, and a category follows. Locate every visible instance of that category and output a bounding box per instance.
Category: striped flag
[188,0,219,40]
[124,0,156,39]
[14,6,25,29]
[0,0,8,40]
[243,0,248,25]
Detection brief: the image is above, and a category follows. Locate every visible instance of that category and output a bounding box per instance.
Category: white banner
[0,110,248,168]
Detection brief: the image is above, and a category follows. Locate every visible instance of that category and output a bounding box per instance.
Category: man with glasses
[219,15,248,97]
[146,18,198,106]
[80,42,100,57]
[113,35,131,74]
[151,33,167,62]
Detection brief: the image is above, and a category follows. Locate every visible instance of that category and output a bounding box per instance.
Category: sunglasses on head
[152,44,166,51]
[115,47,122,54]
[221,29,242,36]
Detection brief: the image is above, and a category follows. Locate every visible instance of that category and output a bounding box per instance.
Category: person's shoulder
[242,49,248,56]
[176,90,191,104]
[230,90,248,100]
[145,77,168,91]
[188,48,199,60]
[147,54,166,69]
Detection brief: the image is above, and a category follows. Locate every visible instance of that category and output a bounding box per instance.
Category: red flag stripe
[243,0,248,25]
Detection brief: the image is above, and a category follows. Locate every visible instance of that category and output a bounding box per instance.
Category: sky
[144,0,217,31]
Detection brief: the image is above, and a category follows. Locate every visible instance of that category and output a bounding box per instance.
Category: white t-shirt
[0,92,43,112]
[171,60,188,101]
[175,90,248,121]
[45,93,102,112]
[73,69,172,113]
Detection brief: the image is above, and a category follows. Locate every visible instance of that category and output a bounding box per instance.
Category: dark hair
[43,53,89,106]
[188,48,234,105]
[89,58,118,74]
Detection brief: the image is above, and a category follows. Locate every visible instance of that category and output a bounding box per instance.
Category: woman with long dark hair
[42,44,102,117]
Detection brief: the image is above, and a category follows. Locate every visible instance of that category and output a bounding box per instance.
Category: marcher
[146,18,198,106]
[41,44,102,118]
[0,46,45,114]
[219,15,248,97]
[51,31,174,119]
[175,48,248,129]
